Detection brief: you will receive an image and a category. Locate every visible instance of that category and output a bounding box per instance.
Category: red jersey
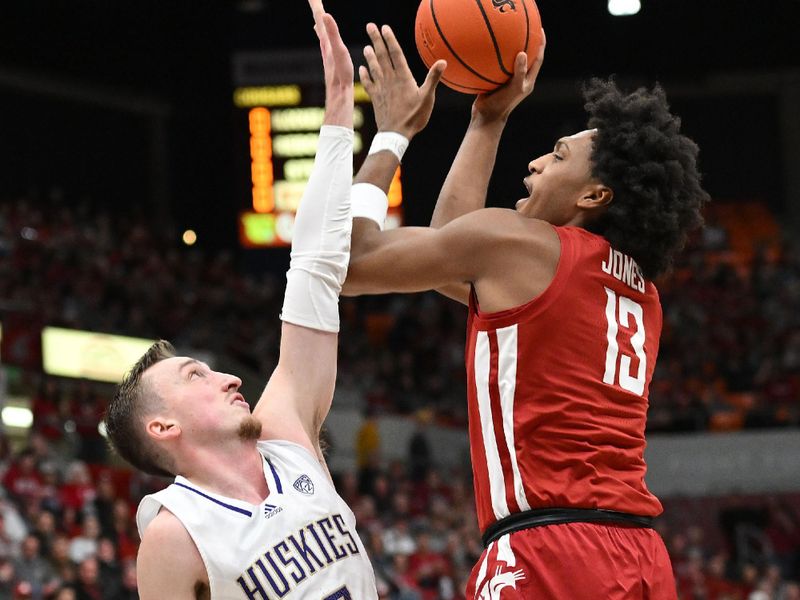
[465,225,663,533]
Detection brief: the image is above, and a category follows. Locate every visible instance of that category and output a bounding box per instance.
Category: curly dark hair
[583,78,710,279]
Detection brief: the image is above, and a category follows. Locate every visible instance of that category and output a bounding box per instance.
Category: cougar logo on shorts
[491,0,516,13]
[477,566,525,599]
[293,474,315,495]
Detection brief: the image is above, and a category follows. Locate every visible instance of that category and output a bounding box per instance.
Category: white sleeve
[280,125,354,332]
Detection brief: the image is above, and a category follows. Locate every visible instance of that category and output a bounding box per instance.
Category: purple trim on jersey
[267,459,283,494]
[174,483,253,517]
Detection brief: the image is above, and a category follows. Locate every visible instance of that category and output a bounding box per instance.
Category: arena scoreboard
[233,50,403,248]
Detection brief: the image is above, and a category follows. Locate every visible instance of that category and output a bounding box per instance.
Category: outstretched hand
[359,23,446,139]
[308,0,354,127]
[473,29,546,123]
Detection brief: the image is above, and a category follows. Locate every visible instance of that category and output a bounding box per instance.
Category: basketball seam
[473,0,513,78]
[430,0,504,86]
[441,73,494,92]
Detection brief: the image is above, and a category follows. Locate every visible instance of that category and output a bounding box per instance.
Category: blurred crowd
[2,194,799,430]
[1,429,799,600]
[650,221,800,432]
[0,192,799,599]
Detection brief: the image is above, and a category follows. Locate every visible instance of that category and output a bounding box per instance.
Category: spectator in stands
[2,451,44,507]
[356,406,382,492]
[408,531,450,599]
[90,475,116,539]
[52,588,77,600]
[12,535,59,599]
[0,558,16,597]
[383,518,416,557]
[47,535,75,587]
[408,411,433,482]
[769,502,800,580]
[108,500,137,562]
[0,511,17,560]
[30,511,57,558]
[67,516,100,564]
[117,560,138,600]
[59,462,95,514]
[72,557,101,600]
[0,500,27,558]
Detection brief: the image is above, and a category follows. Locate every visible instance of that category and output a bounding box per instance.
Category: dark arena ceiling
[1,0,799,94]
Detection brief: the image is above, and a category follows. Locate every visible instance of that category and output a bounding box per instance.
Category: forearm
[354,150,398,192]
[430,114,507,228]
[280,125,353,332]
[347,139,404,266]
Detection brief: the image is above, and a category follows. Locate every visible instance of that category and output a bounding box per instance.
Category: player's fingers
[420,59,447,96]
[359,65,378,100]
[380,25,409,73]
[307,0,326,37]
[318,36,330,58]
[359,65,374,88]
[513,52,528,85]
[525,29,546,84]
[363,45,384,83]
[323,14,349,59]
[515,52,527,75]
[307,0,325,17]
[366,22,393,70]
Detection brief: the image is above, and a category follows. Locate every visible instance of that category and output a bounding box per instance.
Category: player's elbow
[342,258,381,296]
[340,280,362,297]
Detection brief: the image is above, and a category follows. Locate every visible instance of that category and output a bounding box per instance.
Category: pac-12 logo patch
[293,474,314,495]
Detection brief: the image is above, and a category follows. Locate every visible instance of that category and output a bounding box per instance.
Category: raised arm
[346,207,517,296]
[431,33,546,228]
[252,5,353,469]
[343,24,545,304]
[343,23,447,295]
[428,33,546,303]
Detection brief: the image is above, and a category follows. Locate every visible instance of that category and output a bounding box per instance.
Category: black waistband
[482,508,654,547]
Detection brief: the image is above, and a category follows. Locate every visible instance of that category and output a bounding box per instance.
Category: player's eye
[553,153,563,161]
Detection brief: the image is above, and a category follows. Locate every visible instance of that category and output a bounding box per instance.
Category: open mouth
[523,177,532,194]
[230,394,248,407]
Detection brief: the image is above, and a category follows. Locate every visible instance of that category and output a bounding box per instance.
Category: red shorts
[466,522,677,599]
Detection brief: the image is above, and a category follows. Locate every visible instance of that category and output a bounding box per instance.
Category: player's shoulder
[138,508,208,597]
[450,208,555,243]
[140,507,194,553]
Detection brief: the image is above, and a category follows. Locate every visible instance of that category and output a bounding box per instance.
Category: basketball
[415,0,543,94]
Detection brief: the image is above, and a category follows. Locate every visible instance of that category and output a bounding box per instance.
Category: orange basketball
[415,0,543,94]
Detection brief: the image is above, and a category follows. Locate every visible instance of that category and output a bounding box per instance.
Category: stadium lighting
[183,229,198,246]
[608,0,641,16]
[2,406,33,429]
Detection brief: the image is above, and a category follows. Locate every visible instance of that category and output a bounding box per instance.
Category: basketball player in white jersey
[103,4,378,598]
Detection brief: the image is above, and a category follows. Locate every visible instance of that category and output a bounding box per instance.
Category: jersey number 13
[602,287,647,396]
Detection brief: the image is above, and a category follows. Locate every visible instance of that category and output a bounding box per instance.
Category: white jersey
[136,440,377,599]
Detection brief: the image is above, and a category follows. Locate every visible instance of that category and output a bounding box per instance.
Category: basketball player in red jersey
[343,23,709,600]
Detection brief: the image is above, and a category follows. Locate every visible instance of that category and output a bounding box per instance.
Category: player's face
[517,129,599,224]
[145,356,250,441]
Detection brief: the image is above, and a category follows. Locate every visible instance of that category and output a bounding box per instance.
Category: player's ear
[577,184,613,211]
[145,417,181,441]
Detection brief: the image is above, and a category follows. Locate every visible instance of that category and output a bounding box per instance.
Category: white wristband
[368,132,409,163]
[351,183,389,230]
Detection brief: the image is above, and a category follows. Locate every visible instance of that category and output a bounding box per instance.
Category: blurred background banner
[41,328,155,384]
